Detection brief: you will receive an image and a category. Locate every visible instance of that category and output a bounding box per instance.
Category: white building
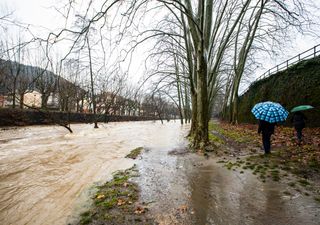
[23,90,42,108]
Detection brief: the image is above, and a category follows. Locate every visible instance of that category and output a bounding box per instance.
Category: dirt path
[133,137,320,225]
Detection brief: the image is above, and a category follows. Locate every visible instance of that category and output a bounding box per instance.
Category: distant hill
[0,58,80,94]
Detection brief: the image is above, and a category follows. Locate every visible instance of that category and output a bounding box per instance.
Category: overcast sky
[1,0,320,89]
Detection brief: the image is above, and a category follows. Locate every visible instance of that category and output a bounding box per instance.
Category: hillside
[238,56,320,127]
[0,59,76,94]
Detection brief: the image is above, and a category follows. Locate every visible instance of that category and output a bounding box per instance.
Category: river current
[0,121,189,225]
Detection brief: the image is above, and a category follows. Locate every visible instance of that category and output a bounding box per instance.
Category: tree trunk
[19,93,24,109]
[87,37,98,129]
[41,94,49,109]
[12,81,16,108]
[190,92,197,136]
[194,51,209,149]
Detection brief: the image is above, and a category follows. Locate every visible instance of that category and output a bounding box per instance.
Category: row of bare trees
[0,37,178,124]
[134,0,318,149]
[1,0,318,144]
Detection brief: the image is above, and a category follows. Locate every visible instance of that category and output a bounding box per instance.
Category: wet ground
[134,132,320,225]
[0,121,319,225]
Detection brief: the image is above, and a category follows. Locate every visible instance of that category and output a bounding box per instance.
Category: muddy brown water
[1,121,319,225]
[0,121,188,225]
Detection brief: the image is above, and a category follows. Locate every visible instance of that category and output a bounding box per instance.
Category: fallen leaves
[96,194,105,199]
[117,199,126,206]
[177,205,188,213]
[213,121,320,179]
[134,205,148,214]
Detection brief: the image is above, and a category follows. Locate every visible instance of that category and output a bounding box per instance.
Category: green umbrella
[291,105,314,113]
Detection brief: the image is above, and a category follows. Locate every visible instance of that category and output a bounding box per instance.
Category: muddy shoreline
[0,108,157,127]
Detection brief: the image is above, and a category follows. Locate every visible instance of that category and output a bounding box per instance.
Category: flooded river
[1,121,319,225]
[0,121,189,225]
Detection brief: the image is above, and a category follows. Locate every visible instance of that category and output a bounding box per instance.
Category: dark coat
[292,112,306,129]
[258,120,275,135]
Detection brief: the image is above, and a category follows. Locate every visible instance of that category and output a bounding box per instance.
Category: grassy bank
[209,120,320,201]
[77,147,153,225]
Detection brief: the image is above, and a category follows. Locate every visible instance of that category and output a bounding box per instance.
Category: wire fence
[240,44,320,95]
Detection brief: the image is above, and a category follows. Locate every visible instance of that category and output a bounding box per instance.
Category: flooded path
[134,140,320,225]
[0,121,188,225]
[1,121,319,225]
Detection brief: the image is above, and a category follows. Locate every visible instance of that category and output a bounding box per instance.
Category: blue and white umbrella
[251,101,289,123]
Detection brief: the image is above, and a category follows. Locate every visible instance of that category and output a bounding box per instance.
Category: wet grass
[209,121,258,144]
[283,191,292,196]
[220,154,320,204]
[208,132,224,144]
[125,147,143,159]
[298,179,310,187]
[314,196,320,203]
[78,166,153,225]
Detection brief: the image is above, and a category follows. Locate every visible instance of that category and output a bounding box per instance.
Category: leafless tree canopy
[0,0,319,144]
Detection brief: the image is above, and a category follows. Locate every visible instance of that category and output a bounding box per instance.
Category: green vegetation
[125,147,143,159]
[208,132,224,144]
[298,179,310,187]
[78,166,153,225]
[237,56,320,126]
[209,121,257,144]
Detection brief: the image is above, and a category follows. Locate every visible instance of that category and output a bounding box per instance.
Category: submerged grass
[125,147,143,159]
[78,166,153,225]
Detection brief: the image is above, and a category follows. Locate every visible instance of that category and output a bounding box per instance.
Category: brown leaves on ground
[215,121,320,179]
[218,121,320,148]
[177,205,188,213]
[134,205,148,214]
[117,198,126,206]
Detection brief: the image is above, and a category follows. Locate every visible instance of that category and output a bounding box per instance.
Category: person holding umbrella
[258,120,275,154]
[252,101,289,154]
[291,105,313,144]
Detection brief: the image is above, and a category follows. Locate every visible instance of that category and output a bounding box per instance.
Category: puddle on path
[1,121,319,225]
[134,135,320,225]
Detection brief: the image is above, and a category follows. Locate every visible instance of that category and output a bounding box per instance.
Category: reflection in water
[135,141,319,225]
[1,121,319,225]
[186,160,319,225]
[189,166,212,225]
[0,121,186,225]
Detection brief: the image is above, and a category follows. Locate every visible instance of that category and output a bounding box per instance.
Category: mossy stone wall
[238,56,320,127]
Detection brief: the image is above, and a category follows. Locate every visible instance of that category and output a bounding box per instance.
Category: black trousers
[295,127,303,141]
[262,132,272,154]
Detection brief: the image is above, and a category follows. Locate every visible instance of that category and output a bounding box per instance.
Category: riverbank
[0,108,156,127]
[0,121,186,225]
[209,121,320,183]
[74,120,320,225]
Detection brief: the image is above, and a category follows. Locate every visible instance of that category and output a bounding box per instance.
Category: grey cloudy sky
[2,0,320,88]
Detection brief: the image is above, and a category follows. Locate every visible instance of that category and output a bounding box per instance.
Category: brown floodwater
[1,121,319,225]
[0,121,189,225]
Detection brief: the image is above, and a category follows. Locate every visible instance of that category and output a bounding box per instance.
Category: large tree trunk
[193,51,209,149]
[175,58,184,125]
[190,92,197,136]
